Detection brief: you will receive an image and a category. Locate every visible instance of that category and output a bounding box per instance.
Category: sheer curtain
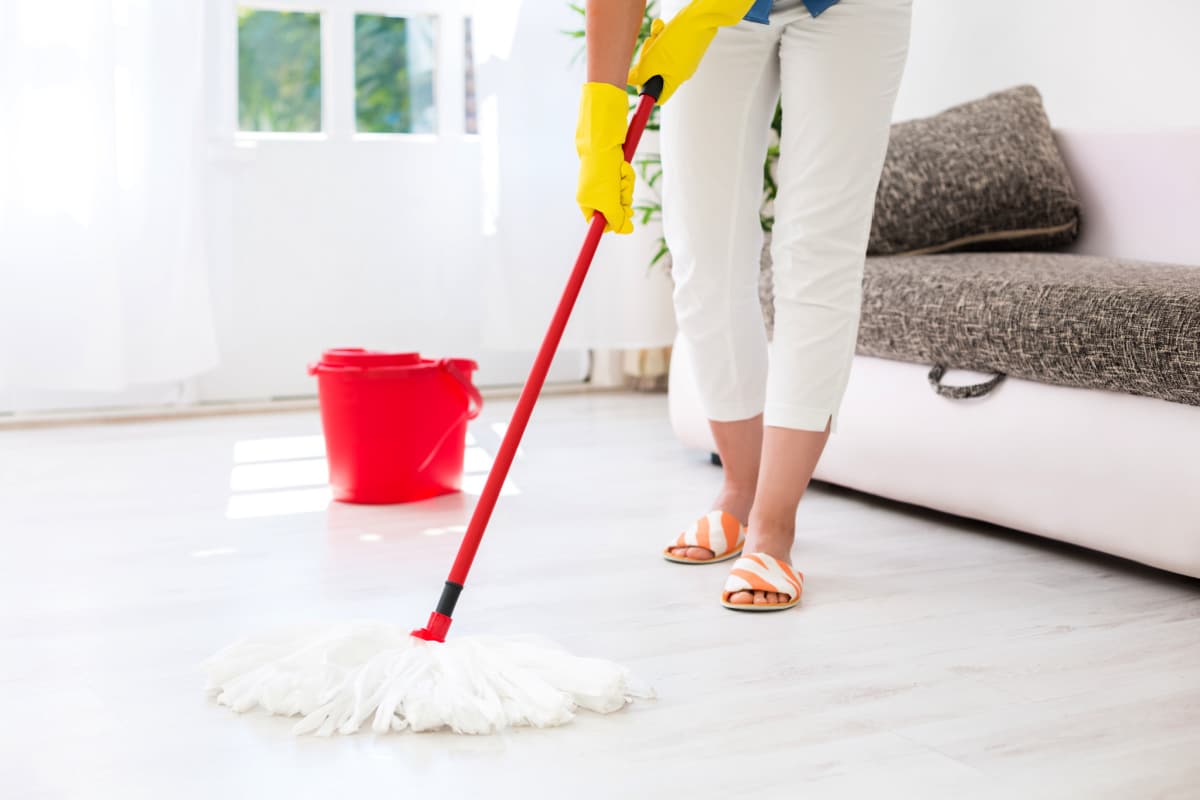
[0,0,217,397]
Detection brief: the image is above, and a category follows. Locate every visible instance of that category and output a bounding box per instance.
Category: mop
[204,77,665,736]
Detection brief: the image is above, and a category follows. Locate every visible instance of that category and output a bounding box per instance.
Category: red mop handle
[413,76,665,643]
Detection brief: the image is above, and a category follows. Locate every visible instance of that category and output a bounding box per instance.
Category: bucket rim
[308,350,479,376]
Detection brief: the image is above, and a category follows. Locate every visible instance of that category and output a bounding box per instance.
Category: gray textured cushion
[851,253,1200,406]
[869,85,1081,256]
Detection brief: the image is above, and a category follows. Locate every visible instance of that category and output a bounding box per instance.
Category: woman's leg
[660,16,783,559]
[729,0,912,602]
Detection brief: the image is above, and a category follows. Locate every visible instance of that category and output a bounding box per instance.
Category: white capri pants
[660,0,912,433]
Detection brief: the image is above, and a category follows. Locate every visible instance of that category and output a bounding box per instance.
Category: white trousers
[660,0,912,433]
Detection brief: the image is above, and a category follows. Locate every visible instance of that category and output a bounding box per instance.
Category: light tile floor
[2,393,1198,799]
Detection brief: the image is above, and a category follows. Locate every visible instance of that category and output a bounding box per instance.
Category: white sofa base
[669,349,1200,579]
[667,128,1200,579]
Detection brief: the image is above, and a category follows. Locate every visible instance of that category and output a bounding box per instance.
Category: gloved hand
[575,81,635,234]
[627,0,756,105]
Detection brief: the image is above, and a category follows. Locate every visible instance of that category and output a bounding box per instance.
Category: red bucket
[308,349,483,504]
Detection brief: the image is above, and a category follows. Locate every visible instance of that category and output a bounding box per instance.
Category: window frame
[223,0,474,142]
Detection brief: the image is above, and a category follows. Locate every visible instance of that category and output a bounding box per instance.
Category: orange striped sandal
[721,553,804,612]
[663,510,746,565]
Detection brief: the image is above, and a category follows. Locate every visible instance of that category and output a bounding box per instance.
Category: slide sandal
[721,553,803,612]
[663,510,746,565]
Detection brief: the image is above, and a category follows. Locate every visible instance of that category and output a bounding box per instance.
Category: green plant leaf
[650,239,671,269]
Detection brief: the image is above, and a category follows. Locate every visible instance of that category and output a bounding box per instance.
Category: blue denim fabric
[744,0,840,24]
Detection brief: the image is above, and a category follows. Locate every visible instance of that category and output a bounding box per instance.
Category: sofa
[667,126,1200,579]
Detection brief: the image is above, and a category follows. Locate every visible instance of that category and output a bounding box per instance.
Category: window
[231,5,475,139]
[354,14,436,134]
[237,9,322,132]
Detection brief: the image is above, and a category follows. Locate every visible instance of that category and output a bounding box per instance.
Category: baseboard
[0,381,624,431]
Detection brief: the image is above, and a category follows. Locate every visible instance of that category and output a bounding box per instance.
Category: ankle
[718,478,756,499]
[742,529,795,564]
[746,521,795,539]
[744,513,796,556]
[714,485,755,523]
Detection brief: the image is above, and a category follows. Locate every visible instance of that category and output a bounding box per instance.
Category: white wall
[893,0,1200,128]
[8,1,1198,414]
[473,2,678,356]
[197,0,590,403]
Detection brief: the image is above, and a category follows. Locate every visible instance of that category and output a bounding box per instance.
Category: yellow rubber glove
[575,81,635,235]
[628,0,757,105]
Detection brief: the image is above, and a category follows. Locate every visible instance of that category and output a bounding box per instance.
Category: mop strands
[204,77,665,736]
[203,624,652,735]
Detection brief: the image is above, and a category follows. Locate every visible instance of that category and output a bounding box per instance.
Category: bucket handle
[413,360,484,474]
[438,359,483,420]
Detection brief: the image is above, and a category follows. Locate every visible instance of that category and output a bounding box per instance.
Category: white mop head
[204,622,652,735]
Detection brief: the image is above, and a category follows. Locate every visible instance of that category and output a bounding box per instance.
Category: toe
[728,590,753,605]
[686,546,715,561]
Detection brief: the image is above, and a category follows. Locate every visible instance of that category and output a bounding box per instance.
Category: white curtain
[473,1,678,352]
[0,0,217,394]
